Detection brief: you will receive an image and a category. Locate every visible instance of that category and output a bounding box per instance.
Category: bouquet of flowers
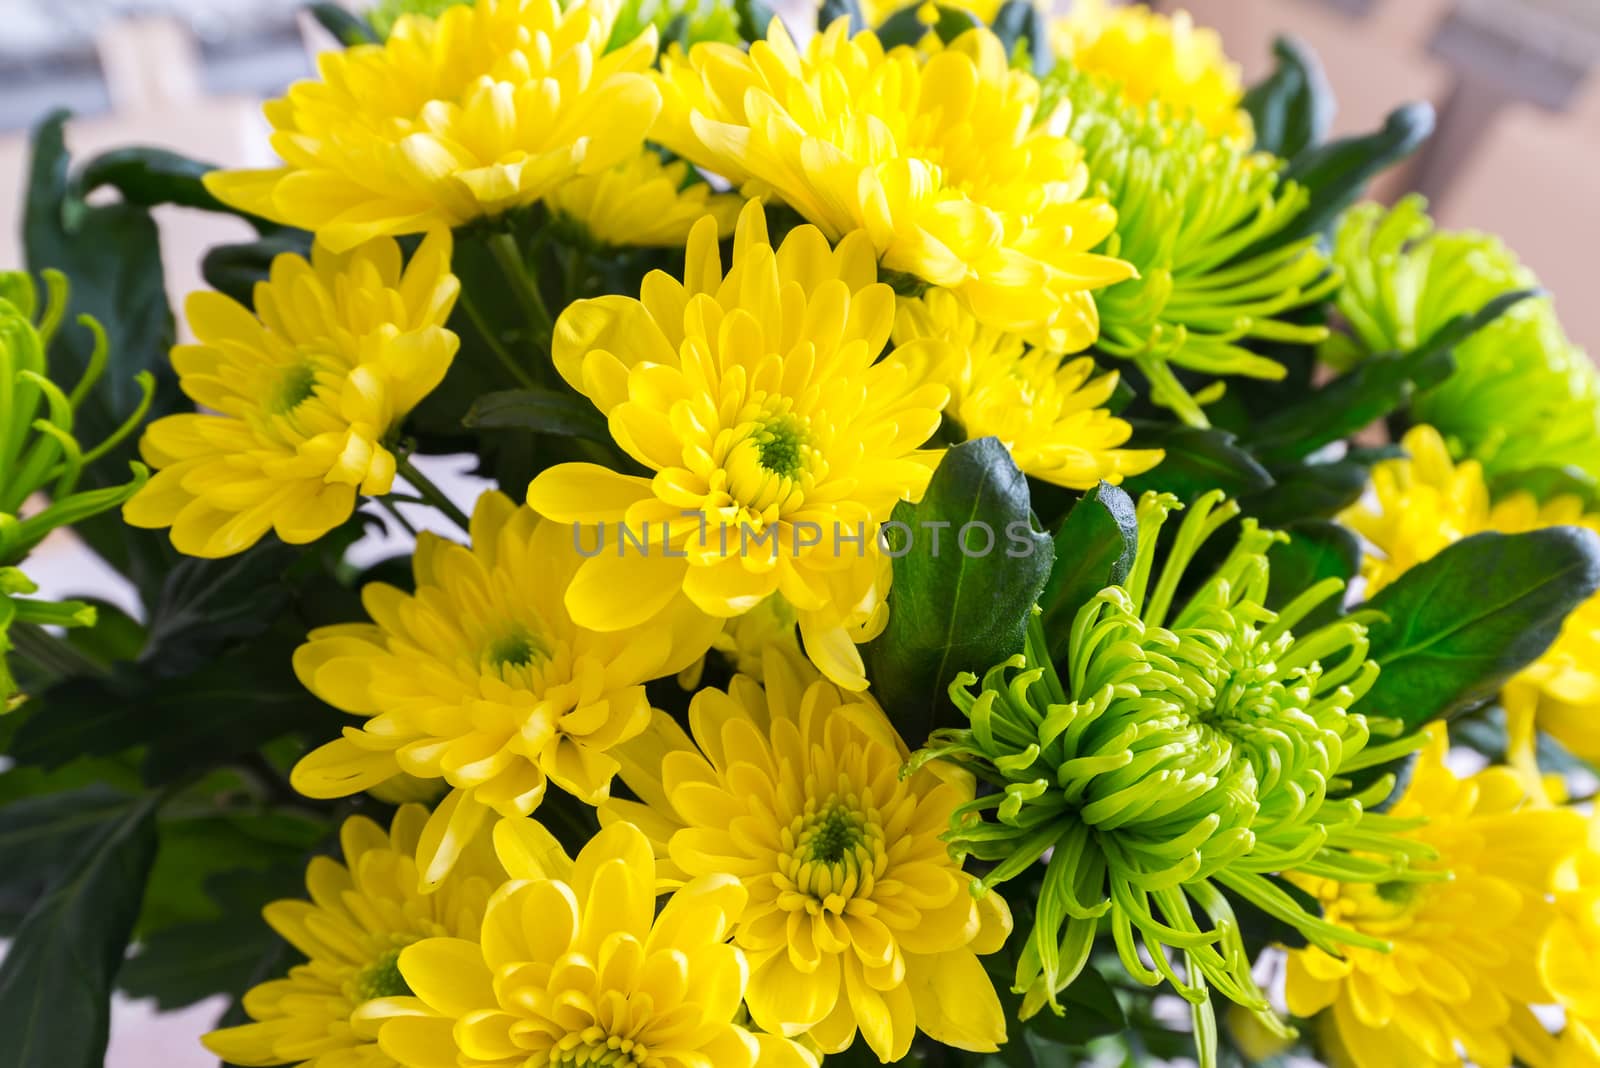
[6,1,1600,1065]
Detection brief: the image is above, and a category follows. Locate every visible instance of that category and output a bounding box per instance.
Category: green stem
[376,496,420,538]
[459,288,537,389]
[489,231,554,350]
[394,454,471,532]
[9,621,108,683]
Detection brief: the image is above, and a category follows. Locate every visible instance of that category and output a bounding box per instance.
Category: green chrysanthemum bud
[1045,67,1338,427]
[1327,194,1600,484]
[1,269,151,705]
[921,492,1428,1067]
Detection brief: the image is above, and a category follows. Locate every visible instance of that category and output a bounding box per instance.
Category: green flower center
[354,947,412,1002]
[755,417,806,479]
[804,804,864,865]
[488,624,545,669]
[551,1027,645,1065]
[270,363,318,414]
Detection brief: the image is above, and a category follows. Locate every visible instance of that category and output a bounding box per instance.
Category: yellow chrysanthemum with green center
[1342,425,1600,764]
[204,0,663,251]
[371,820,817,1068]
[1287,727,1589,1068]
[1052,1,1251,142]
[202,805,504,1068]
[525,200,951,691]
[289,490,718,888]
[122,233,458,558]
[547,149,744,249]
[892,288,1163,488]
[600,649,1013,1062]
[651,19,1135,342]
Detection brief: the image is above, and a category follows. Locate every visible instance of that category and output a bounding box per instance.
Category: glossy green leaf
[71,147,250,222]
[819,0,865,33]
[0,793,159,1068]
[1038,482,1138,662]
[1123,424,1274,502]
[1242,36,1334,160]
[866,438,1053,747]
[463,388,614,441]
[308,2,378,44]
[1358,527,1600,730]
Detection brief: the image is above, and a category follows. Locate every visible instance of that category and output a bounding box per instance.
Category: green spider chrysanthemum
[0,269,151,705]
[1046,67,1338,426]
[920,492,1426,1065]
[1327,194,1600,483]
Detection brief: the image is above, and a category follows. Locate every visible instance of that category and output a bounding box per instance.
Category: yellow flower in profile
[1053,1,1251,141]
[123,233,458,558]
[893,289,1163,489]
[202,805,504,1068]
[652,19,1134,341]
[204,0,663,251]
[547,149,744,248]
[525,201,951,691]
[600,649,1014,1062]
[371,820,817,1068]
[290,490,718,888]
[1342,425,1600,762]
[1286,727,1587,1068]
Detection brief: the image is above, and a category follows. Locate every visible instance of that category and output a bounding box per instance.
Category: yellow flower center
[487,624,547,671]
[270,362,318,415]
[352,945,413,1002]
[779,793,887,911]
[719,405,817,518]
[551,1027,646,1066]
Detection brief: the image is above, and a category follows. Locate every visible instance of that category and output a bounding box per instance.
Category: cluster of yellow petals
[1286,728,1595,1068]
[289,490,717,888]
[1342,425,1600,763]
[526,200,950,692]
[203,805,505,1068]
[123,232,458,558]
[601,649,1012,1062]
[548,149,744,248]
[652,18,1134,343]
[205,0,663,251]
[1052,1,1252,142]
[372,820,816,1068]
[892,288,1163,489]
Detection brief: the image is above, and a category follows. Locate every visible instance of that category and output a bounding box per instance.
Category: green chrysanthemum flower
[0,269,151,704]
[1327,194,1600,483]
[921,492,1426,1065]
[1046,67,1338,426]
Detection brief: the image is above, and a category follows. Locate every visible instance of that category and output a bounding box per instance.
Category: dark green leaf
[1251,289,1536,463]
[819,0,865,33]
[1242,36,1334,160]
[1358,527,1600,730]
[71,147,239,219]
[990,0,1053,76]
[463,388,614,441]
[0,786,136,892]
[138,541,301,677]
[734,0,780,40]
[1038,483,1137,662]
[1271,102,1435,248]
[1265,520,1360,632]
[866,439,1053,747]
[876,3,980,46]
[308,2,378,44]
[0,793,159,1068]
[201,231,314,306]
[1123,424,1274,502]
[1243,458,1369,526]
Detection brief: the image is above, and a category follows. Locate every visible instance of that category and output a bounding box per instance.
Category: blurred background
[1,0,1597,1063]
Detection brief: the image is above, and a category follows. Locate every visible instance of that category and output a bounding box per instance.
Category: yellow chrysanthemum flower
[204,0,663,251]
[547,149,744,248]
[1342,425,1600,762]
[202,805,504,1068]
[123,233,458,558]
[892,288,1163,489]
[525,200,951,691]
[1052,1,1251,142]
[370,819,817,1068]
[600,649,1014,1062]
[289,490,718,888]
[1286,727,1588,1068]
[1545,815,1600,1066]
[652,19,1134,342]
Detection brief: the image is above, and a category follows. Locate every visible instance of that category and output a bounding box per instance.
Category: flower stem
[394,454,471,532]
[459,287,537,389]
[489,231,554,350]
